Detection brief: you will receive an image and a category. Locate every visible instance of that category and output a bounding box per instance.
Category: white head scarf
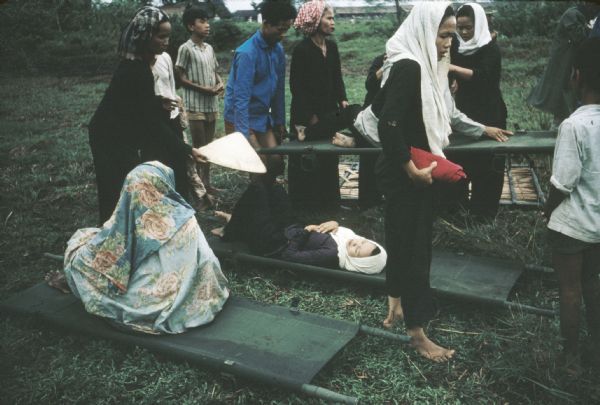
[457,3,492,55]
[380,2,453,157]
[331,227,387,274]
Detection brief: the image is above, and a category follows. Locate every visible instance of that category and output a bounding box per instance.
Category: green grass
[2,21,599,404]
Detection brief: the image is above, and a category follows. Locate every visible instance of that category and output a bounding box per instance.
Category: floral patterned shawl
[66,161,195,292]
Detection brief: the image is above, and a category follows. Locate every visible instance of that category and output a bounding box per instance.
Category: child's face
[189,18,210,38]
[149,21,171,55]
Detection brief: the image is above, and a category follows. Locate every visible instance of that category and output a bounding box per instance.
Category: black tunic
[89,59,192,224]
[452,41,507,128]
[449,41,507,217]
[288,38,347,210]
[289,38,347,127]
[374,59,436,329]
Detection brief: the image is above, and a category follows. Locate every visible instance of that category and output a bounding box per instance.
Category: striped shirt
[175,39,219,113]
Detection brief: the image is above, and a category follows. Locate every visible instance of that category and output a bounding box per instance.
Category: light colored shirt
[548,104,600,243]
[175,40,219,113]
[152,52,179,120]
[445,84,485,138]
[223,30,286,137]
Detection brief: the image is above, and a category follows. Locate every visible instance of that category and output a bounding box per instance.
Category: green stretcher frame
[207,239,556,318]
[257,130,556,155]
[15,259,412,405]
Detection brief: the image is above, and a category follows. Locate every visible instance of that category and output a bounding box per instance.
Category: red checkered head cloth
[294,0,327,35]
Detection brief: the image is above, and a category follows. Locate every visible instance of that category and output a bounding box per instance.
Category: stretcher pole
[301,384,358,404]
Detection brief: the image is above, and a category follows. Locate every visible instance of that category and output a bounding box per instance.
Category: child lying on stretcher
[211,182,387,274]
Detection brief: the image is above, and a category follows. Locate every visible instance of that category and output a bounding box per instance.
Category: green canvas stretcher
[208,238,555,317]
[257,131,557,155]
[1,282,409,404]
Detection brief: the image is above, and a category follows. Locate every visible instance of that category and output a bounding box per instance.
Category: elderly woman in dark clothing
[288,1,356,210]
[447,3,508,217]
[89,6,205,224]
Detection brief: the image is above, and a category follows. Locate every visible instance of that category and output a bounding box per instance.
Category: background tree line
[0,0,575,76]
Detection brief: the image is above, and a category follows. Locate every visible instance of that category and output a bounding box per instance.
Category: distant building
[232,9,259,22]
[335,6,397,19]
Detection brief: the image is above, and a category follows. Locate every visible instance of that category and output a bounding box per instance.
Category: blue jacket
[224,30,286,137]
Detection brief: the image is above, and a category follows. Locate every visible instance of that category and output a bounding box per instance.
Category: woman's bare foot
[214,210,231,223]
[383,296,404,328]
[45,271,70,294]
[332,132,356,148]
[408,327,455,363]
[295,125,306,141]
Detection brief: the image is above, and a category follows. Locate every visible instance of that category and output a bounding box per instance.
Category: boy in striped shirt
[176,5,223,195]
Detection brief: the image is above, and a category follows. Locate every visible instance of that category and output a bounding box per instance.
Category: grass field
[1,19,599,404]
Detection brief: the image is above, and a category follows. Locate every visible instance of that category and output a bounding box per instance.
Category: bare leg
[190,119,217,192]
[211,211,232,237]
[248,128,282,183]
[553,251,583,374]
[383,296,404,328]
[45,271,70,294]
[408,327,455,363]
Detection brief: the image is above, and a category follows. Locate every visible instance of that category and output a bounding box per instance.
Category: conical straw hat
[198,132,266,173]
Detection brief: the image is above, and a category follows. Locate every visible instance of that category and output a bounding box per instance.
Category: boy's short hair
[183,4,210,29]
[574,38,600,93]
[258,0,297,25]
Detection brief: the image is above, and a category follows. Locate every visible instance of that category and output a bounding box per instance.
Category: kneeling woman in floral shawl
[63,161,229,334]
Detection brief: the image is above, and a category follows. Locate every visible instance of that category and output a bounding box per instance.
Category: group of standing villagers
[83,0,600,367]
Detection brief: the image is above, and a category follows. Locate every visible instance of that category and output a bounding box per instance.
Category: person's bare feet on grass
[383,296,404,328]
[408,327,455,362]
[45,271,70,294]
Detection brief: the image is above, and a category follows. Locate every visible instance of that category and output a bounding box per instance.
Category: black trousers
[383,181,436,329]
[441,150,506,218]
[224,182,292,256]
[288,105,361,210]
[89,132,140,225]
[356,135,382,210]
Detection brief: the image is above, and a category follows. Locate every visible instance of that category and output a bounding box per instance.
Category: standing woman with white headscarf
[373,2,456,362]
[448,3,508,218]
[89,6,205,225]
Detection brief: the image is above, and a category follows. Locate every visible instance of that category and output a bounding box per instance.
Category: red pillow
[410,147,467,183]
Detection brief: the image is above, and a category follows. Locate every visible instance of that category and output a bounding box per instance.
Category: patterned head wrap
[118,6,169,60]
[294,0,327,36]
